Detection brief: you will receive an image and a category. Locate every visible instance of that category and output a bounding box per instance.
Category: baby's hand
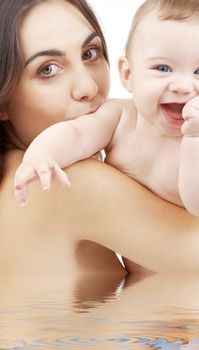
[182,96,199,136]
[14,158,71,207]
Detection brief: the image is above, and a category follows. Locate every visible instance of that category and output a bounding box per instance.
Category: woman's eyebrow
[81,31,99,48]
[24,49,65,67]
[24,32,99,67]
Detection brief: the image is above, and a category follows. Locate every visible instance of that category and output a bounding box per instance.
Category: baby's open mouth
[161,103,185,120]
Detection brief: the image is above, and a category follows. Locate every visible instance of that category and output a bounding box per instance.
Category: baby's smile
[162,103,185,119]
[161,103,185,127]
[161,102,185,128]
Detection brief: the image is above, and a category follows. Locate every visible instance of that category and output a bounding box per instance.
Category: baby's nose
[169,79,194,96]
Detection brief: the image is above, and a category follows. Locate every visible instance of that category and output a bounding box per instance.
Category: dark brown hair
[0,0,109,178]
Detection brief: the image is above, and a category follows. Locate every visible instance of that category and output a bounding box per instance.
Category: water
[0,273,199,349]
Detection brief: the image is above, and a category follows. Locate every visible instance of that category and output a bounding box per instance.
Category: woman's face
[6,0,110,146]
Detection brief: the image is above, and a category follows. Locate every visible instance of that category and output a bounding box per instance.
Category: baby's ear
[0,112,9,121]
[118,55,133,93]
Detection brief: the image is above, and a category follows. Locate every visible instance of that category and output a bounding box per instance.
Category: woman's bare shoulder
[0,150,59,228]
[0,152,118,229]
[1,154,199,273]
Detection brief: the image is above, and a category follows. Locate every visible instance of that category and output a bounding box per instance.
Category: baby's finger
[182,105,199,120]
[52,164,71,187]
[36,165,52,191]
[14,186,28,207]
[14,166,36,190]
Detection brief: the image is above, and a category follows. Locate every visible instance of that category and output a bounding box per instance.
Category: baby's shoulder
[114,98,137,127]
[121,98,136,115]
[105,98,134,108]
[103,98,136,119]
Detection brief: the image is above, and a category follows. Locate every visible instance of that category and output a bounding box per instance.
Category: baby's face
[126,13,199,137]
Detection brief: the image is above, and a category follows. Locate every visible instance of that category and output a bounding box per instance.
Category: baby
[14,0,199,216]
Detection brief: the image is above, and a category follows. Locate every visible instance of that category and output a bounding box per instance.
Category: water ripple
[2,336,199,350]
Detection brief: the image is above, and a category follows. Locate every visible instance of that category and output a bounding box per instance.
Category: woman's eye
[154,65,171,73]
[82,47,103,62]
[38,63,61,78]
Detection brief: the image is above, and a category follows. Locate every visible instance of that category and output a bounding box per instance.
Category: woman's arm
[62,159,199,273]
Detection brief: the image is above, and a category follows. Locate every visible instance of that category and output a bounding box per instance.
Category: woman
[0,0,129,281]
[0,0,199,283]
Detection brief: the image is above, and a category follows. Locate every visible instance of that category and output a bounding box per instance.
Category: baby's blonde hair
[125,0,199,56]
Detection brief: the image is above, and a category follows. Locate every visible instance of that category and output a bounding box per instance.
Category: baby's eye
[82,47,103,62]
[38,63,61,79]
[154,65,171,73]
[194,68,199,75]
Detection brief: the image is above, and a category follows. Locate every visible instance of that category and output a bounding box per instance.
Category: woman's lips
[86,107,98,115]
[85,105,101,115]
[161,103,185,126]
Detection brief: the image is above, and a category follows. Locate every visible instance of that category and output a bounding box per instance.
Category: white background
[88,0,143,97]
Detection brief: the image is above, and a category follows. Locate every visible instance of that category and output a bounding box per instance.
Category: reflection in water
[0,272,199,349]
[73,272,125,311]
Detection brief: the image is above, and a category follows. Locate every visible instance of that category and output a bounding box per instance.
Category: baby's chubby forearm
[23,120,89,168]
[23,99,122,168]
[179,137,199,216]
[14,99,124,205]
[179,96,199,216]
[14,121,77,205]
[14,118,98,206]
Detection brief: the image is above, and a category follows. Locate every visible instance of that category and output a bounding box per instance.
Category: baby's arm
[179,96,199,216]
[14,99,123,206]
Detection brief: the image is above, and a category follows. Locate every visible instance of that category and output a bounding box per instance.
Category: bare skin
[1,150,127,280]
[14,13,199,217]
[2,150,199,278]
[0,1,128,280]
[4,1,198,280]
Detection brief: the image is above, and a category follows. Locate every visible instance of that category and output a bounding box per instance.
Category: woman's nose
[71,66,98,101]
[169,78,194,96]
